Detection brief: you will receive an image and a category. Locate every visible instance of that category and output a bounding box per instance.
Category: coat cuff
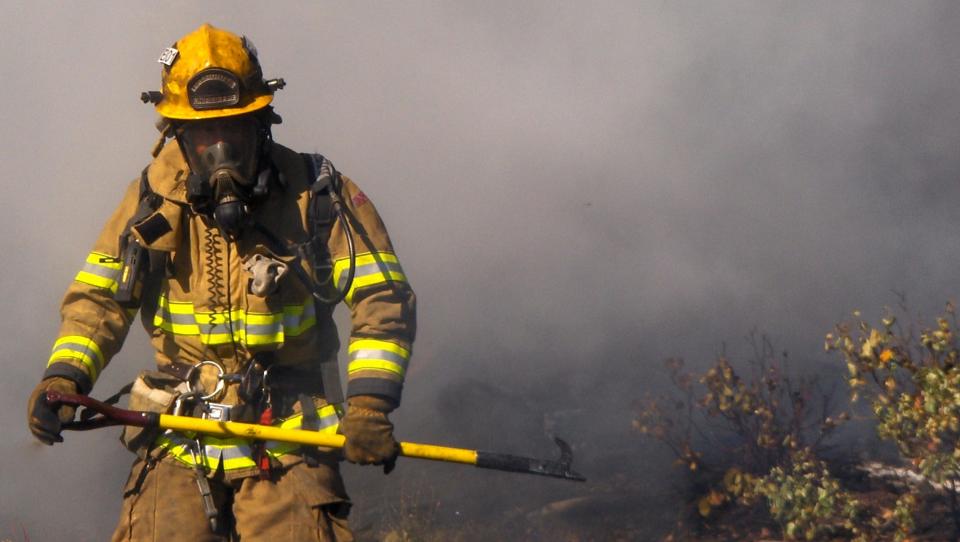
[43,362,93,394]
[346,378,402,404]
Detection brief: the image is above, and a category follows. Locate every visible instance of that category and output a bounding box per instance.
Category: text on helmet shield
[188,69,241,110]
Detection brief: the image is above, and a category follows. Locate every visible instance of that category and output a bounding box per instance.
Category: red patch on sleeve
[351,191,370,207]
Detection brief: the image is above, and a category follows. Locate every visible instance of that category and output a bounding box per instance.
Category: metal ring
[184,360,226,401]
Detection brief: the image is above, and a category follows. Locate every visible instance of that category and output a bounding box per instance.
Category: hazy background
[4,1,960,539]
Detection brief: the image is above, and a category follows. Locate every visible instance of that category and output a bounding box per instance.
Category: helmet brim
[156,94,273,121]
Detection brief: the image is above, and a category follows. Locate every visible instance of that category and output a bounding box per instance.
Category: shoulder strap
[302,153,336,281]
[115,168,168,308]
[120,169,163,247]
[300,153,344,405]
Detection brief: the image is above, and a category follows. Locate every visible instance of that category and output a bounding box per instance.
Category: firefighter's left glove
[28,377,78,445]
[340,395,400,474]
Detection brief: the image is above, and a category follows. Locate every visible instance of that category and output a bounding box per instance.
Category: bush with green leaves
[725,448,864,541]
[634,333,855,538]
[827,301,960,536]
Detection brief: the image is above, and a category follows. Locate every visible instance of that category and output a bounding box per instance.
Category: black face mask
[179,116,267,238]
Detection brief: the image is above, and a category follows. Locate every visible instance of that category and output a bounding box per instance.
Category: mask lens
[179,116,258,178]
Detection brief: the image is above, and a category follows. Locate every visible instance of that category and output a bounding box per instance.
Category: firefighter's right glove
[340,395,400,474]
[27,377,78,445]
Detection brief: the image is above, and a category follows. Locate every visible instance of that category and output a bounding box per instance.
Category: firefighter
[26,23,416,541]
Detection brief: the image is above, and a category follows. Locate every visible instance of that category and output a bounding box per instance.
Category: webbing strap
[299,393,321,467]
[302,154,335,288]
[116,168,169,309]
[302,153,344,405]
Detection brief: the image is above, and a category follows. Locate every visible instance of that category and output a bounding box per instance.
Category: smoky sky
[4,1,960,539]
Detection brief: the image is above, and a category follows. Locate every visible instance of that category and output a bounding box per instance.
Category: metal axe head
[475,436,586,481]
[547,437,586,482]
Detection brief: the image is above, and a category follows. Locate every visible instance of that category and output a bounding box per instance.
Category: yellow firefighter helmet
[149,24,282,120]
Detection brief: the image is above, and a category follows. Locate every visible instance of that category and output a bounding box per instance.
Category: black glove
[339,395,400,474]
[27,377,78,445]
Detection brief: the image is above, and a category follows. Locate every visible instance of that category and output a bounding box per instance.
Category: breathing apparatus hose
[315,190,356,305]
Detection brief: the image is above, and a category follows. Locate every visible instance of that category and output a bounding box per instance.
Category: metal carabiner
[172,390,200,417]
[183,360,226,401]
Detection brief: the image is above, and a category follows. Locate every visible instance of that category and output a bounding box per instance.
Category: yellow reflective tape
[153,294,315,346]
[348,339,410,359]
[75,252,122,293]
[333,251,408,305]
[284,314,317,336]
[153,319,201,335]
[348,359,406,377]
[48,350,100,381]
[345,273,407,305]
[153,434,194,465]
[283,302,317,335]
[244,312,283,325]
[274,406,342,429]
[48,336,105,380]
[195,309,245,325]
[155,405,344,470]
[201,332,237,344]
[267,405,342,456]
[204,438,254,451]
[266,443,299,456]
[74,271,119,293]
[282,303,308,316]
[344,272,407,305]
[332,251,401,282]
[243,331,285,346]
[53,335,105,363]
[220,455,256,470]
[159,298,195,315]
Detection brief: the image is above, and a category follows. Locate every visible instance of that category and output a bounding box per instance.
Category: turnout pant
[111,456,352,542]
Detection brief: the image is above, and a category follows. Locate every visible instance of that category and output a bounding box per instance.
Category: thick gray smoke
[3,2,960,539]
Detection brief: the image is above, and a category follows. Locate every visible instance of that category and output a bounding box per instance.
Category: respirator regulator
[178,115,273,238]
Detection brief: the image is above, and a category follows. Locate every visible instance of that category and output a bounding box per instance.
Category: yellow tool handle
[158,414,479,465]
[52,392,582,480]
[398,441,477,465]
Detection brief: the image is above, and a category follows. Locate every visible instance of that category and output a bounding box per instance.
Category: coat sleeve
[327,175,417,405]
[41,180,142,393]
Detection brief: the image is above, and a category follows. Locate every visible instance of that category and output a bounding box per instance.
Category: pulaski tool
[46,391,586,482]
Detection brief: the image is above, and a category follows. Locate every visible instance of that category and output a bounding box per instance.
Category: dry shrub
[634,332,863,540]
[827,299,960,538]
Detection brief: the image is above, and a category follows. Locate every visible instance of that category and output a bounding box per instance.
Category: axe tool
[47,391,586,482]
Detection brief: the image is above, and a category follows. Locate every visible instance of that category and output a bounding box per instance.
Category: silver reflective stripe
[283,303,315,327]
[349,348,408,369]
[154,294,316,344]
[315,412,340,431]
[203,444,222,465]
[265,412,340,452]
[215,444,254,462]
[80,262,121,281]
[161,311,196,326]
[337,261,405,289]
[159,409,342,468]
[51,341,103,366]
[198,322,234,335]
[245,322,283,336]
[163,431,193,446]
